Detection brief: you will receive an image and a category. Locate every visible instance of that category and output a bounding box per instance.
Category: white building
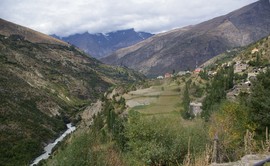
[190,102,203,116]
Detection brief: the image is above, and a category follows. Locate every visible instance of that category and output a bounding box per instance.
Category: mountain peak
[56,29,153,59]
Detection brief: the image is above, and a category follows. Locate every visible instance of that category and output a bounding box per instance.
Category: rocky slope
[52,28,153,59]
[102,0,270,77]
[0,18,143,165]
[0,18,67,46]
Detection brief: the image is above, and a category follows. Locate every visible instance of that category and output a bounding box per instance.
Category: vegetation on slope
[0,34,143,165]
[201,36,270,161]
[44,35,270,166]
[45,88,209,166]
[201,65,234,120]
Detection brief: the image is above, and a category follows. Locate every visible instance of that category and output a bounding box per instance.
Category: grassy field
[122,78,198,133]
[124,80,181,116]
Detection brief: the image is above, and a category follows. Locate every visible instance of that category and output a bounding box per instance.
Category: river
[30,123,76,166]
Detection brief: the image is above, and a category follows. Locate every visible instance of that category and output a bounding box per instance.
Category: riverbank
[30,123,76,166]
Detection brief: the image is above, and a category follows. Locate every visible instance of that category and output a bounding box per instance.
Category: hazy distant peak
[52,29,153,59]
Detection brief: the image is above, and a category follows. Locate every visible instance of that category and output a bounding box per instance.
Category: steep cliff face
[53,29,153,59]
[102,0,270,77]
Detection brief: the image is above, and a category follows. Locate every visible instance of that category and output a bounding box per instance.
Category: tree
[248,69,270,134]
[190,82,204,98]
[199,70,209,80]
[181,83,193,119]
[201,66,234,120]
[106,103,116,131]
[113,117,128,151]
[93,112,104,130]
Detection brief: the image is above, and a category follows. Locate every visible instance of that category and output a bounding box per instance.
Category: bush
[234,73,248,82]
[199,70,209,80]
[209,102,252,161]
[124,111,208,165]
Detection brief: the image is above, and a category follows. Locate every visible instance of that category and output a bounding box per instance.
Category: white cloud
[0,0,258,36]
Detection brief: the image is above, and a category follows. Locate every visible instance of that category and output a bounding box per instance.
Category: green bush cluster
[124,111,208,165]
[201,65,234,120]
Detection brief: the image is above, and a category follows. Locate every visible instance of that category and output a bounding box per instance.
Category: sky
[0,0,257,37]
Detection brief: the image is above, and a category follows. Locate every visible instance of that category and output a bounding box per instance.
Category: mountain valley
[1,0,270,165]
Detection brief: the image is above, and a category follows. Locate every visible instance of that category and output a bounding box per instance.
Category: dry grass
[106,147,125,166]
[183,137,192,166]
[261,127,270,153]
[193,145,212,166]
[244,130,257,155]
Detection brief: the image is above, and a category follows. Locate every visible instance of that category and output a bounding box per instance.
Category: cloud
[0,0,257,36]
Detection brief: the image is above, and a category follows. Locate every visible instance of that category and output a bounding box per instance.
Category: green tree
[201,66,234,120]
[248,69,270,134]
[106,104,116,131]
[113,117,128,151]
[190,82,204,98]
[199,70,209,80]
[182,83,192,119]
[93,112,104,130]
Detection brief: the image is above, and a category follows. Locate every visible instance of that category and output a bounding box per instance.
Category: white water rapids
[30,123,76,166]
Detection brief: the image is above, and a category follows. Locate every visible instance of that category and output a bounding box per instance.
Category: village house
[194,67,203,74]
[177,71,187,76]
[208,71,217,76]
[248,72,258,81]
[234,62,248,73]
[247,67,268,81]
[157,76,164,79]
[226,82,251,100]
[189,102,203,116]
[164,73,172,78]
[251,48,259,54]
[221,63,231,68]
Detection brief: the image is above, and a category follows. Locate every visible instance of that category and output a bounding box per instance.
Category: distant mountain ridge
[52,29,153,59]
[102,0,270,77]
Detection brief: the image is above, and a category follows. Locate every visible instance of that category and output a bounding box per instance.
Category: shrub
[208,102,252,161]
[124,111,208,165]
